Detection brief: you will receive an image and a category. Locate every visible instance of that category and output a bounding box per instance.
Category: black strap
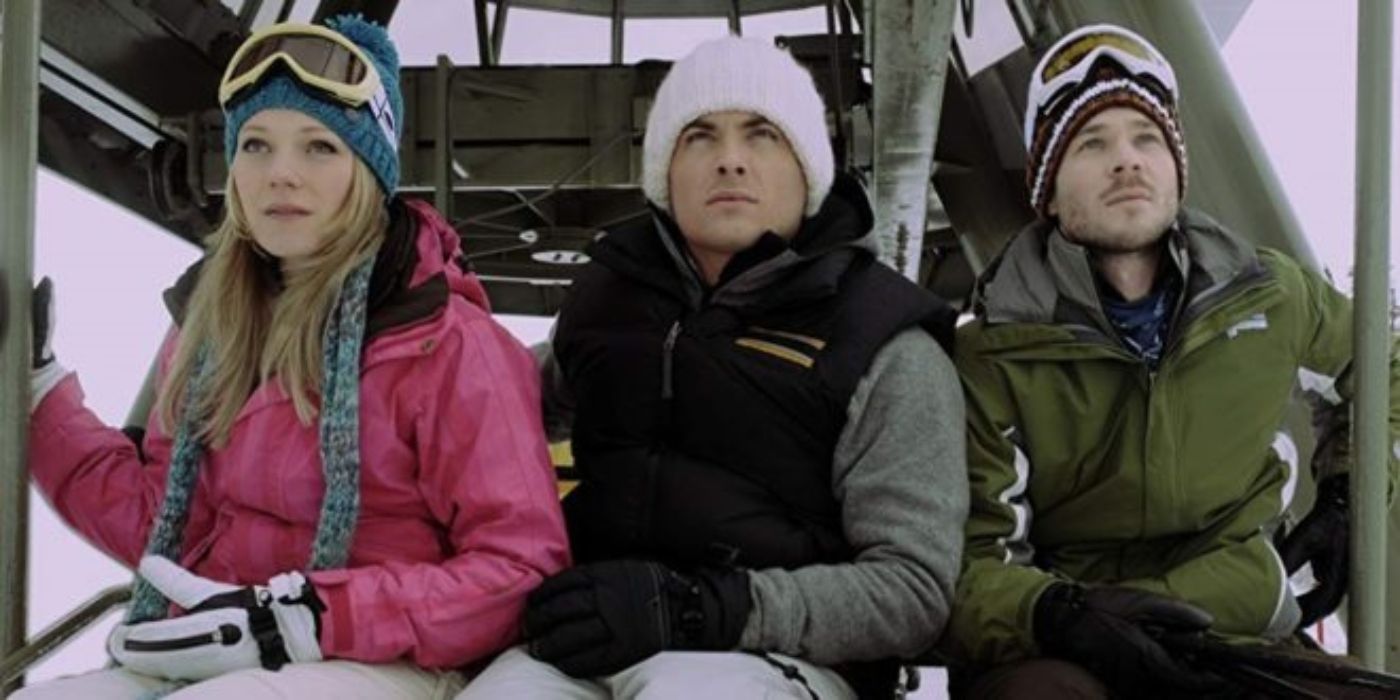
[750,651,821,700]
[247,605,290,671]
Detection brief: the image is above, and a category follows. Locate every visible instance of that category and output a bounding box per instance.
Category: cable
[452,129,634,229]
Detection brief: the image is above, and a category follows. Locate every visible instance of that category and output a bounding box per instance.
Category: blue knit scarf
[125,256,375,624]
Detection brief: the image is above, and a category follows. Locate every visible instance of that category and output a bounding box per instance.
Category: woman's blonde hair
[159,158,387,446]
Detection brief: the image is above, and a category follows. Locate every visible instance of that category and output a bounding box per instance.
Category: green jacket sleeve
[1272,251,1400,496]
[1116,536,1299,640]
[943,322,1058,666]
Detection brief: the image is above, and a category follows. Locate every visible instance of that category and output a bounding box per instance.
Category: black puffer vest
[555,175,955,571]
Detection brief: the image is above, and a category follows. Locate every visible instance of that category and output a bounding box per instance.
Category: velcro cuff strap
[265,572,324,663]
[248,604,290,671]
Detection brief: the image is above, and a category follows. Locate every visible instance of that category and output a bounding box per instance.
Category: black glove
[1281,474,1349,628]
[32,277,54,369]
[523,560,751,678]
[1033,583,1223,695]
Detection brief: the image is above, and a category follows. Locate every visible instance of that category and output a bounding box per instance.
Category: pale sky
[20,0,1394,688]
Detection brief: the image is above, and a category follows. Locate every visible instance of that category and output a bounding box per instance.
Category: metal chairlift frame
[1,0,1394,689]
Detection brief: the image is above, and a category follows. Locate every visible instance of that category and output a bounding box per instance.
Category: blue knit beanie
[222,14,403,195]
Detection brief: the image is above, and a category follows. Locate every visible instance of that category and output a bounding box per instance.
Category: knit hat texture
[643,35,835,217]
[223,14,403,195]
[1024,24,1187,218]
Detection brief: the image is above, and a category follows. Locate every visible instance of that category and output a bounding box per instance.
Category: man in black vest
[459,35,968,700]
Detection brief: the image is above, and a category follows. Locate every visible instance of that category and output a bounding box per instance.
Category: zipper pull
[214,623,243,646]
[662,321,681,400]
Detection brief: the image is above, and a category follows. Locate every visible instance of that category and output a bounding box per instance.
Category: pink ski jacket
[29,199,570,669]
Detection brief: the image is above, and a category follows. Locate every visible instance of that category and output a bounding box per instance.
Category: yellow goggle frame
[218,22,381,109]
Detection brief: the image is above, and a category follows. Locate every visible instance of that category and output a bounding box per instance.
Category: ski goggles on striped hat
[1023,24,1178,148]
[219,22,382,109]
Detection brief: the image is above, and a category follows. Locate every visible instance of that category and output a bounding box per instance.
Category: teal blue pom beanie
[222,14,403,195]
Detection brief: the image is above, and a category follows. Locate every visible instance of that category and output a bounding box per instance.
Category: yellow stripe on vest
[748,326,827,350]
[735,338,815,368]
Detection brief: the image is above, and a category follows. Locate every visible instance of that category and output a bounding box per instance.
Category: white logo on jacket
[1226,312,1268,339]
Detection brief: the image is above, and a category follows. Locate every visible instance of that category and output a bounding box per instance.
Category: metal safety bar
[1348,0,1393,671]
[0,0,43,693]
[0,586,132,688]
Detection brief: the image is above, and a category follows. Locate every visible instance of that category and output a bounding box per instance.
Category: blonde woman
[19,15,568,699]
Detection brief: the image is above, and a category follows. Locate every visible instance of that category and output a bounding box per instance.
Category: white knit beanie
[643,36,835,218]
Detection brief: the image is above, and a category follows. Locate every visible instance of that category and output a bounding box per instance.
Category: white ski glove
[109,556,324,681]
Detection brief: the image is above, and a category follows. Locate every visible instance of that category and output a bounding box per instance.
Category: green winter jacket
[947,208,1400,668]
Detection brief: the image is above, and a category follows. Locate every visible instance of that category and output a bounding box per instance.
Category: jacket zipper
[1039,274,1276,371]
[124,623,243,652]
[1140,278,1276,541]
[661,320,681,400]
[1160,271,1277,361]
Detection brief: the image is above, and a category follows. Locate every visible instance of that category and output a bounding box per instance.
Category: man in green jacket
[947,23,1400,698]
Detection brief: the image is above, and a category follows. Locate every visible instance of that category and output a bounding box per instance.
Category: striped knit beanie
[1024,24,1187,218]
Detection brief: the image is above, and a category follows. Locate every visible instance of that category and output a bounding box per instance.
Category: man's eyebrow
[1128,116,1162,132]
[681,118,717,132]
[743,116,776,130]
[1074,123,1107,138]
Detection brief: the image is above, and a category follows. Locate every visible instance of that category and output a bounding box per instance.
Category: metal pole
[1348,0,1392,671]
[237,0,266,30]
[836,0,854,36]
[123,353,161,431]
[0,586,132,688]
[490,0,510,64]
[861,0,873,78]
[870,0,957,279]
[473,0,494,66]
[825,0,849,164]
[1003,0,1039,46]
[434,54,455,220]
[0,0,42,690]
[610,0,624,66]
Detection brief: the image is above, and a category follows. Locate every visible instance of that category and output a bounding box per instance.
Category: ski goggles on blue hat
[1023,24,1178,147]
[219,22,382,109]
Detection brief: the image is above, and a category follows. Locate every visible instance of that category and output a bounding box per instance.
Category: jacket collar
[975,207,1263,334]
[589,172,879,313]
[164,197,483,341]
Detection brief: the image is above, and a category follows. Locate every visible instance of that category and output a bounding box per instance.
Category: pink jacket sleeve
[28,331,182,568]
[309,308,571,668]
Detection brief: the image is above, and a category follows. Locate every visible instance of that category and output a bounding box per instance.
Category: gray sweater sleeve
[738,327,969,663]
